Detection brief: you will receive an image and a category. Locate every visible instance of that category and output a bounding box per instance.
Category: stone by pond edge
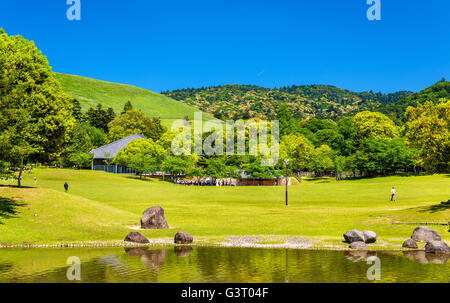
[0,235,436,252]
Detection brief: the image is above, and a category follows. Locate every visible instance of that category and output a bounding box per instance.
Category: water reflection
[402,250,449,264]
[0,247,448,283]
[124,247,167,271]
[344,250,377,262]
[174,246,193,258]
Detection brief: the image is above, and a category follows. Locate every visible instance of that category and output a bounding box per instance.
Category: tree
[107,110,166,143]
[205,158,228,179]
[276,104,298,137]
[353,111,399,141]
[405,100,450,173]
[85,104,115,132]
[122,101,133,114]
[244,158,281,179]
[161,156,190,176]
[62,122,93,167]
[309,145,334,175]
[114,138,165,178]
[279,134,313,171]
[72,99,83,121]
[69,152,92,168]
[333,155,346,180]
[0,30,74,185]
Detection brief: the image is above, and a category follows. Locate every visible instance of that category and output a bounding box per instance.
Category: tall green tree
[0,30,74,185]
[85,104,116,132]
[121,101,133,114]
[405,100,450,173]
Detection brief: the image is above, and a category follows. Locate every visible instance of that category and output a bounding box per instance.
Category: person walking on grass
[390,187,396,201]
[64,182,69,193]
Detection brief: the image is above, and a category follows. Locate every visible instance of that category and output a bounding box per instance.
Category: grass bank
[0,169,449,249]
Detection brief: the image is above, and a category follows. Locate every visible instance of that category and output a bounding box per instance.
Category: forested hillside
[377,80,450,124]
[162,84,413,121]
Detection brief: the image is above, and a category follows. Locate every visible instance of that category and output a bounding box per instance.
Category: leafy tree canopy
[107,110,166,143]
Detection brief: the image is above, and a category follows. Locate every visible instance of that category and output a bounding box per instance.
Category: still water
[0,246,449,283]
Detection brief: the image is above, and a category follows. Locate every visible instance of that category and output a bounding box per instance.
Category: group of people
[173,178,236,186]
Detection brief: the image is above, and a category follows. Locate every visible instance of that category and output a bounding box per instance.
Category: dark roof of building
[89,133,146,159]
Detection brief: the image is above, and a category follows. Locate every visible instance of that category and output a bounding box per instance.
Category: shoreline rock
[402,238,418,249]
[124,232,149,244]
[349,241,368,250]
[344,229,376,244]
[411,226,441,242]
[425,240,450,254]
[174,232,194,244]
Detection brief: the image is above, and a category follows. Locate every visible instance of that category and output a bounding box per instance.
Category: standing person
[390,187,396,201]
[34,176,37,184]
[64,182,69,193]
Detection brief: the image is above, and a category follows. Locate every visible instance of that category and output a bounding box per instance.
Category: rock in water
[124,232,149,244]
[411,226,441,242]
[344,229,365,243]
[402,238,418,249]
[425,241,450,253]
[174,232,194,244]
[349,241,368,250]
[362,230,377,243]
[141,206,169,229]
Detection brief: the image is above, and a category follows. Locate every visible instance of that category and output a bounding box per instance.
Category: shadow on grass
[0,196,26,224]
[303,177,329,182]
[123,176,159,183]
[342,173,427,181]
[417,204,450,214]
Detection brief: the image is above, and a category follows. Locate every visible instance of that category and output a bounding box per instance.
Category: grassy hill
[55,73,211,126]
[162,84,413,121]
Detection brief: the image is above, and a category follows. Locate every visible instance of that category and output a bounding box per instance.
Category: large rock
[174,232,193,244]
[349,241,368,250]
[141,206,169,229]
[124,231,149,244]
[411,226,441,242]
[402,238,418,249]
[362,230,377,243]
[344,229,376,243]
[425,241,450,253]
[344,230,365,243]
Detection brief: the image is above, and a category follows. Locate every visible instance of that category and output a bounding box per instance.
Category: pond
[0,246,449,283]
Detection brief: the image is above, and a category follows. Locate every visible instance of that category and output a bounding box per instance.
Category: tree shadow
[0,196,26,224]
[417,204,450,213]
[123,176,158,183]
[303,177,329,182]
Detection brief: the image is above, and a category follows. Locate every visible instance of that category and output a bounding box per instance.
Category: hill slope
[377,81,450,123]
[162,84,413,120]
[55,73,210,125]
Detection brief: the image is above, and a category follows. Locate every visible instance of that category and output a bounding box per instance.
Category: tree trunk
[18,157,23,188]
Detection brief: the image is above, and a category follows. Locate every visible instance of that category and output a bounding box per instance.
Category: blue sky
[1,0,449,93]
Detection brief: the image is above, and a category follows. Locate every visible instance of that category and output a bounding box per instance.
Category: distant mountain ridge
[162,84,414,121]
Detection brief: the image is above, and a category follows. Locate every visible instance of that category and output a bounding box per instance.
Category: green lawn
[55,73,212,127]
[0,169,449,248]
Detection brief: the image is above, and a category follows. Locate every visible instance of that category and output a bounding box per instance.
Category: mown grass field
[0,169,449,248]
[55,73,211,127]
